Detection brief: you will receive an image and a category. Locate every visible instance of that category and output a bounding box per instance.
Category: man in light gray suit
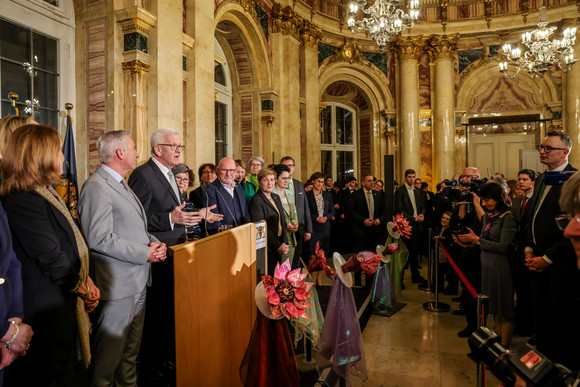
[78,131,167,387]
[280,156,312,267]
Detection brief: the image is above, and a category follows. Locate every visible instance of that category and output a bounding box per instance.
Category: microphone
[200,184,210,238]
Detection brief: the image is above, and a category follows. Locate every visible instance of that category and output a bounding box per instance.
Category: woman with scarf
[1,124,99,386]
[273,164,298,264]
[458,182,517,347]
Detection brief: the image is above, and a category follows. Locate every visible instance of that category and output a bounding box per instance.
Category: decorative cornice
[122,59,150,75]
[234,0,257,18]
[327,40,370,66]
[116,6,157,36]
[272,3,301,40]
[183,33,195,55]
[395,36,424,60]
[310,0,318,19]
[338,0,346,32]
[300,20,322,49]
[429,34,458,60]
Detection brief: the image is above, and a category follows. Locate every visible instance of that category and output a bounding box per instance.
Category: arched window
[214,38,232,164]
[320,103,358,183]
[0,0,75,130]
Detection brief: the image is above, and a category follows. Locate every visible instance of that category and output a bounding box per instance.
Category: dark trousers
[402,233,421,280]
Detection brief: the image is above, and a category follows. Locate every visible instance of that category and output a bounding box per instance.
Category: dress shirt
[151,157,176,229]
[364,188,374,220]
[221,180,235,197]
[405,183,418,218]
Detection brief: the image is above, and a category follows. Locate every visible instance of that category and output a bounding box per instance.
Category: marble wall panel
[87,20,106,174]
[420,130,433,186]
[418,50,431,109]
[241,94,253,161]
[360,116,371,177]
[470,77,538,112]
[388,52,396,102]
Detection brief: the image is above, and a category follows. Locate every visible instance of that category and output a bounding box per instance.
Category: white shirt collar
[151,157,171,177]
[405,183,414,190]
[551,162,568,172]
[101,164,124,183]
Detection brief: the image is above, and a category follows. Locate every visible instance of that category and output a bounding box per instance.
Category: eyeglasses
[537,145,567,153]
[555,214,580,231]
[202,170,216,175]
[249,163,262,167]
[175,177,189,183]
[220,169,236,174]
[158,144,185,151]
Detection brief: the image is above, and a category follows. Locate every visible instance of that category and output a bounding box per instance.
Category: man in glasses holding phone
[524,130,579,371]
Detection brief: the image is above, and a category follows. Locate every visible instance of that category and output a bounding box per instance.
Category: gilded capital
[122,59,150,76]
[234,0,257,18]
[272,4,302,40]
[395,36,423,60]
[300,20,321,49]
[429,34,458,61]
[116,6,157,36]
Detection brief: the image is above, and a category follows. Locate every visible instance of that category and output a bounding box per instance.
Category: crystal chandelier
[347,0,420,50]
[499,7,578,78]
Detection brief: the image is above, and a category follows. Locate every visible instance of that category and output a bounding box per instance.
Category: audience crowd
[0,114,579,386]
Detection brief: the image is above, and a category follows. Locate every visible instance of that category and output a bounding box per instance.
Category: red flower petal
[285,302,301,318]
[294,289,312,301]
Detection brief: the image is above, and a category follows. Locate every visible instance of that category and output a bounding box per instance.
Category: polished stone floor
[349,269,526,387]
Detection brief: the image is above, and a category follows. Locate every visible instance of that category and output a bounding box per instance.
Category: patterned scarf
[34,186,91,367]
[482,209,501,240]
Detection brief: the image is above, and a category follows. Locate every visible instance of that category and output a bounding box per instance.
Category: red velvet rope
[439,241,478,299]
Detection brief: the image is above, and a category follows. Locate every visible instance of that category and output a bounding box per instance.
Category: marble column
[563,18,580,167]
[299,20,322,180]
[430,34,458,183]
[395,36,423,177]
[116,7,157,162]
[184,0,214,168]
[271,5,302,165]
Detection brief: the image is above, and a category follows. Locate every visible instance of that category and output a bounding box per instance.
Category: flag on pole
[54,114,79,221]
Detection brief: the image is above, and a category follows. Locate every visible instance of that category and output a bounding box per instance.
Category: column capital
[272,4,301,40]
[429,34,459,61]
[115,6,157,36]
[395,36,423,60]
[300,20,321,49]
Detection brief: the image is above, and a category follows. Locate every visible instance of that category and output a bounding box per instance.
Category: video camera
[445,178,487,203]
[468,327,576,386]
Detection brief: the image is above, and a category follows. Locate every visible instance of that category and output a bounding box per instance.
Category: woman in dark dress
[249,168,289,276]
[306,172,335,287]
[1,124,99,386]
[459,182,517,347]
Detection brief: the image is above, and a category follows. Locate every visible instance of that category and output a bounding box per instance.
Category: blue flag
[54,115,79,221]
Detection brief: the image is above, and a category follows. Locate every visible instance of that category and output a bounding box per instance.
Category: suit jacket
[290,178,312,235]
[128,158,183,246]
[79,166,158,300]
[525,163,577,263]
[0,202,23,337]
[306,190,335,236]
[395,185,426,224]
[248,190,289,260]
[348,188,385,238]
[189,185,209,209]
[205,179,251,233]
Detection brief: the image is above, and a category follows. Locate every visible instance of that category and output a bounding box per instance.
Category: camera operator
[524,131,579,371]
[449,168,486,337]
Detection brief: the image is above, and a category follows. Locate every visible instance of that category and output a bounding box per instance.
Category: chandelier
[499,7,578,78]
[347,0,420,50]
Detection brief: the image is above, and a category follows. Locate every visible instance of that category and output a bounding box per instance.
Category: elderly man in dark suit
[128,128,208,385]
[205,157,251,234]
[395,168,426,284]
[280,156,312,267]
[524,131,579,370]
[79,131,166,386]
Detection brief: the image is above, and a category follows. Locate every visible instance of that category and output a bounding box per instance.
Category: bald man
[205,157,251,234]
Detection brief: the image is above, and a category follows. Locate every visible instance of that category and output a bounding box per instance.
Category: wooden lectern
[171,223,258,386]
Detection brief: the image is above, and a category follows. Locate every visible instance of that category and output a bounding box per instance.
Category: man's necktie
[167,171,181,202]
[521,195,528,212]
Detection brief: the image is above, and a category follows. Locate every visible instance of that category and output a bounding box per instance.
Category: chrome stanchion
[418,227,433,293]
[476,294,489,387]
[423,238,450,313]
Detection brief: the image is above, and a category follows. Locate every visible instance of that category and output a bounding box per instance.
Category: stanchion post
[418,228,433,293]
[476,294,489,387]
[422,239,450,313]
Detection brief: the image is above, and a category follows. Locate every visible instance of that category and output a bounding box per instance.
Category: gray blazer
[292,178,312,234]
[78,166,158,300]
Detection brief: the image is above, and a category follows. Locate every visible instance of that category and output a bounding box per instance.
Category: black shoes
[411,276,427,284]
[457,326,475,338]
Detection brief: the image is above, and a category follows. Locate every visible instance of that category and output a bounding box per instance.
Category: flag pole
[8,92,19,116]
